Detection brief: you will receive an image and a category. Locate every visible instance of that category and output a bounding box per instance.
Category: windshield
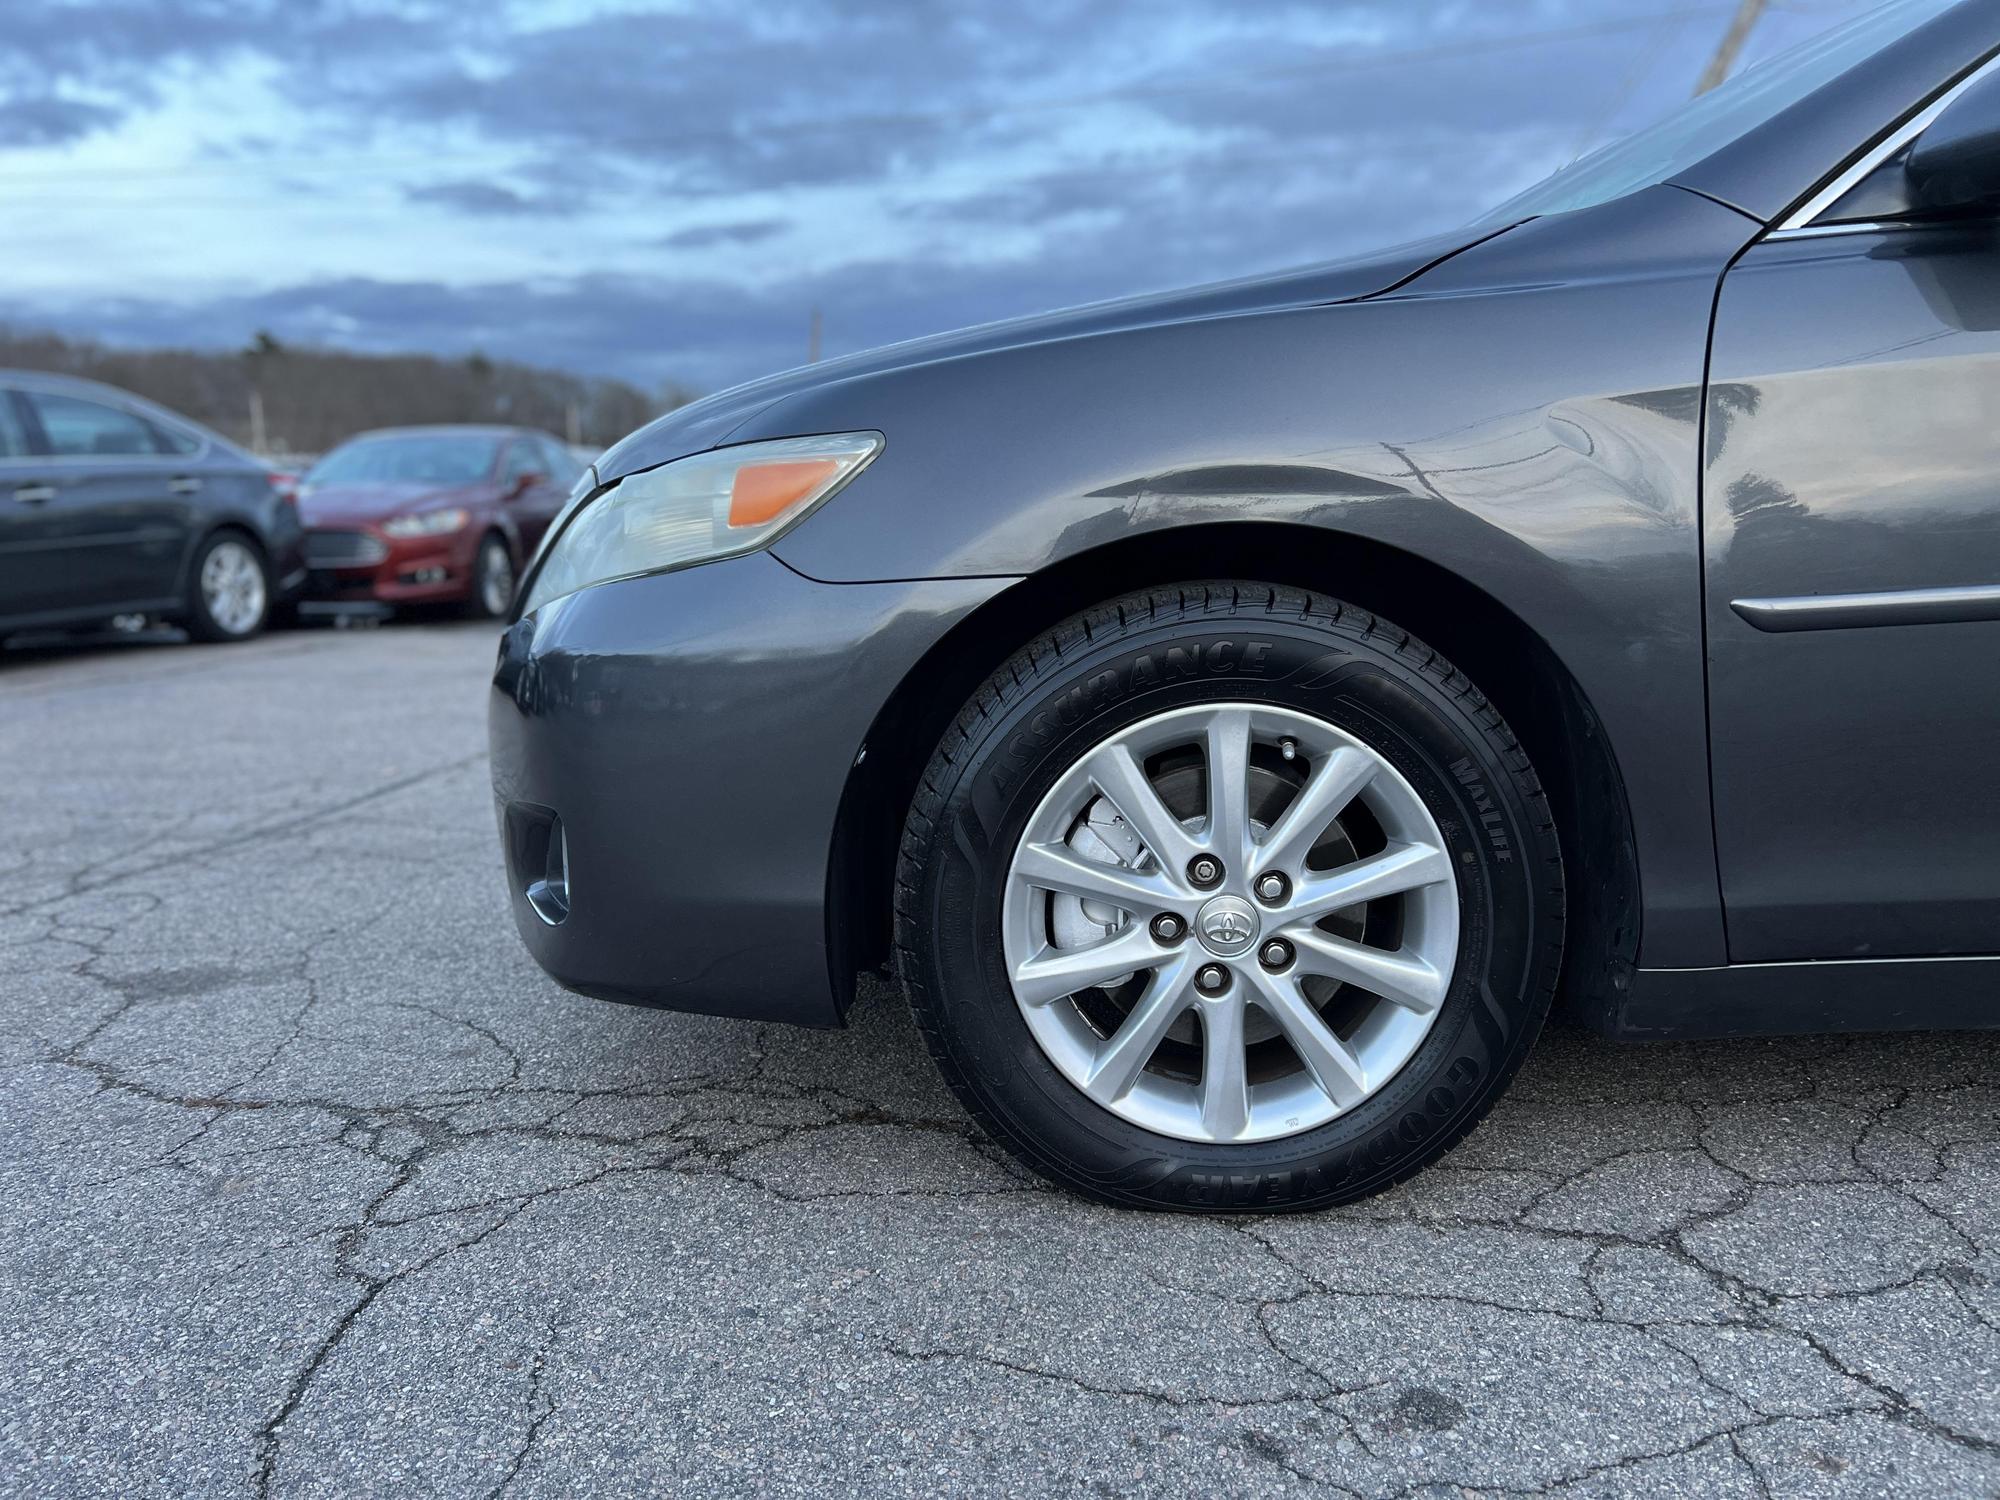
[1472,0,1961,226]
[308,434,499,486]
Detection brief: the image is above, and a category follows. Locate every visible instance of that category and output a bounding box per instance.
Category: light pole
[1694,0,1769,95]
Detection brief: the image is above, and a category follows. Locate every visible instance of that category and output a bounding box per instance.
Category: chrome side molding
[1731,582,2000,632]
[1764,219,1915,241]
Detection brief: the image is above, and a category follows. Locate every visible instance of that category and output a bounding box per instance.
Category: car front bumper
[488,552,1009,1025]
[302,524,481,606]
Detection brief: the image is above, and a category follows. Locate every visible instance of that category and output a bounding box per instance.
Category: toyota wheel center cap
[1195,894,1260,957]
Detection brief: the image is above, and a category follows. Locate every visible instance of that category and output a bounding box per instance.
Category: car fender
[757,186,1760,967]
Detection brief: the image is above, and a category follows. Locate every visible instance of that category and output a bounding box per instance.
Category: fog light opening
[520,812,570,926]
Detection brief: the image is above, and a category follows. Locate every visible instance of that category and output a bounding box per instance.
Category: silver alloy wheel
[480,539,515,616]
[200,540,266,637]
[1001,703,1459,1144]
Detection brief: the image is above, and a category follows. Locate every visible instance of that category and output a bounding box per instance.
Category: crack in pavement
[6,622,1995,1499]
[0,751,486,919]
[483,1308,563,1500]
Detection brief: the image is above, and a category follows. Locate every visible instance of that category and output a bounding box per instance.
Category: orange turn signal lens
[728,459,840,528]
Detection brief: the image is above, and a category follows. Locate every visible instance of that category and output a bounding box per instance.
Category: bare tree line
[0,326,697,456]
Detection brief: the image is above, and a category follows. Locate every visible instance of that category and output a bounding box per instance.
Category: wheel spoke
[1083,956,1197,1102]
[1288,928,1448,1014]
[1011,924,1166,1008]
[1283,840,1453,925]
[1244,966,1369,1109]
[1203,707,1254,864]
[1084,742,1201,874]
[1197,994,1251,1140]
[1002,700,1462,1146]
[1011,840,1183,915]
[203,544,263,632]
[1252,745,1376,877]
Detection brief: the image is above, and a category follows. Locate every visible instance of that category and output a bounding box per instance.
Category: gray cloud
[1,0,1881,394]
[656,219,790,249]
[0,96,122,147]
[299,1,1740,199]
[405,178,577,216]
[0,2,448,140]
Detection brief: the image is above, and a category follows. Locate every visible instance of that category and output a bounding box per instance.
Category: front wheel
[895,583,1563,1212]
[466,533,515,620]
[185,533,270,643]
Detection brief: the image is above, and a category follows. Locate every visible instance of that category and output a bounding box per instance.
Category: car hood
[595,222,1512,485]
[299,481,489,525]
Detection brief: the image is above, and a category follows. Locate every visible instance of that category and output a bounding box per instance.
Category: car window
[537,437,581,483]
[1470,0,1959,227]
[151,420,204,456]
[500,441,544,483]
[307,434,499,485]
[27,391,162,458]
[0,393,30,459]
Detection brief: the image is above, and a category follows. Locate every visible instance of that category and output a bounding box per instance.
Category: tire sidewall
[909,605,1550,1210]
[187,532,269,642]
[469,535,512,619]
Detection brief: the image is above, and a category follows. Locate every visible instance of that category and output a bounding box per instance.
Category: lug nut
[1254,872,1289,905]
[1187,855,1223,889]
[1195,963,1231,995]
[1259,939,1295,971]
[1150,913,1186,943]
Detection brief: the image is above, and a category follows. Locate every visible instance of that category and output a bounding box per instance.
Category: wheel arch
[189,516,267,556]
[827,521,1640,1030]
[483,519,522,563]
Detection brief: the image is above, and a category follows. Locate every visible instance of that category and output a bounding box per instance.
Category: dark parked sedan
[0,371,303,644]
[491,0,2000,1211]
[299,426,579,617]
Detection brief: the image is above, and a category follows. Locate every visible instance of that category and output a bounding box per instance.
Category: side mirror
[1908,69,2000,218]
[510,470,546,497]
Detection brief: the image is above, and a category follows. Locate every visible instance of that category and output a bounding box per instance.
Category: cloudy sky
[1,0,1878,394]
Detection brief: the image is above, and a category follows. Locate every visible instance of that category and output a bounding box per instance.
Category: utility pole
[807,307,823,364]
[248,388,266,454]
[1693,0,1768,95]
[566,399,582,445]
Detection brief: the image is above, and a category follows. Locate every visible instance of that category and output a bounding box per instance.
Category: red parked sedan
[297,425,582,617]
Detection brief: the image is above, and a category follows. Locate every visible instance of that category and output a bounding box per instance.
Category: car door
[1703,96,2000,962]
[0,388,66,622]
[12,388,194,616]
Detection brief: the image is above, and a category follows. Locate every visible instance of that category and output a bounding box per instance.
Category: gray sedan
[491,0,2000,1211]
[0,370,304,643]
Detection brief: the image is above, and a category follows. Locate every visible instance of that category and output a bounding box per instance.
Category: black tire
[465,533,515,620]
[183,531,271,643]
[895,582,1563,1213]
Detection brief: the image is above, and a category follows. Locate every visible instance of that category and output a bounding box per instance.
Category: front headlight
[520,432,882,614]
[382,507,470,538]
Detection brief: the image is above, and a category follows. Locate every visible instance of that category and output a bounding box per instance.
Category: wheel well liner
[826,523,1641,1030]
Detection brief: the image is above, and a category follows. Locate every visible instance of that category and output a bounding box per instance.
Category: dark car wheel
[467,533,515,620]
[895,583,1564,1212]
[184,532,270,643]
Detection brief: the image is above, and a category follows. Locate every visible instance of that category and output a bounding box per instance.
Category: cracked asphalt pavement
[3,621,1996,1498]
